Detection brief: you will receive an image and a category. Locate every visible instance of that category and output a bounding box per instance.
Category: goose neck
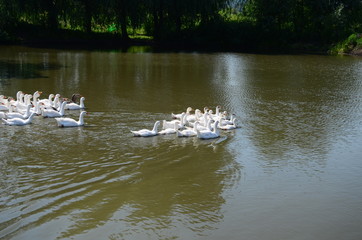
[78,112,85,125]
[152,122,160,133]
[59,102,66,115]
[79,98,85,108]
[26,113,35,123]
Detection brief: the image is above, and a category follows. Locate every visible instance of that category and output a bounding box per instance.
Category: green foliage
[330,33,362,54]
[1,0,362,51]
[107,24,117,32]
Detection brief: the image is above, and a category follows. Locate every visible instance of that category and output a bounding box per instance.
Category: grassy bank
[330,33,362,56]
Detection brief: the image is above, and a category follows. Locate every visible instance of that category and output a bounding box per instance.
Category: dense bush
[0,0,361,51]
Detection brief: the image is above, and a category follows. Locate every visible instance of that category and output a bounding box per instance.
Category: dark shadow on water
[0,60,62,81]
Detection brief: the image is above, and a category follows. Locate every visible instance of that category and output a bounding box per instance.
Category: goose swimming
[1,112,37,126]
[177,122,199,137]
[42,101,66,118]
[219,118,238,130]
[196,121,220,139]
[172,107,192,119]
[131,121,160,137]
[163,113,187,130]
[65,97,85,110]
[159,122,178,135]
[55,111,87,127]
[5,104,32,119]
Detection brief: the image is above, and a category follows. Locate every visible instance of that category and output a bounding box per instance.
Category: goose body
[0,95,7,104]
[197,121,220,139]
[0,102,10,111]
[219,118,238,130]
[5,104,32,119]
[39,94,54,107]
[220,113,235,126]
[30,101,44,115]
[55,111,87,127]
[65,97,85,110]
[172,107,192,119]
[195,119,213,131]
[13,93,26,112]
[185,109,201,122]
[159,122,178,135]
[163,113,186,130]
[49,94,61,109]
[177,122,199,137]
[131,121,160,137]
[42,101,66,118]
[1,112,37,126]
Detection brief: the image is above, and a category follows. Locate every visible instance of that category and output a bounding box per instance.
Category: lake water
[1,45,362,240]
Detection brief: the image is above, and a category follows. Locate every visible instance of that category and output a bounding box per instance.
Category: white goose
[31,91,42,105]
[220,113,235,125]
[195,119,213,131]
[39,93,55,107]
[219,118,238,130]
[42,101,66,118]
[55,111,87,127]
[30,101,43,115]
[1,112,37,126]
[0,100,10,111]
[0,95,8,105]
[202,107,209,115]
[177,122,199,137]
[197,121,220,139]
[51,94,61,109]
[131,121,160,137]
[198,112,210,127]
[14,93,26,112]
[5,104,32,119]
[10,91,23,107]
[159,122,178,135]
[65,97,85,110]
[172,107,192,119]
[23,94,33,107]
[185,109,202,122]
[163,113,186,130]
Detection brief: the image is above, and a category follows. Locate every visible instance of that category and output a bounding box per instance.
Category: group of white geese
[131,106,239,140]
[0,91,86,127]
[1,90,239,139]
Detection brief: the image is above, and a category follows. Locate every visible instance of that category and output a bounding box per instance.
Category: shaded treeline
[0,0,362,50]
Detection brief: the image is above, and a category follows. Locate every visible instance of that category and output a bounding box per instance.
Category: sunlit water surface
[1,46,362,240]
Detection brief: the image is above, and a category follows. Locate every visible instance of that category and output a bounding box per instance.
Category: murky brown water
[1,45,362,240]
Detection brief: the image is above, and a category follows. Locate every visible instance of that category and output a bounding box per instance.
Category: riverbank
[350,47,362,56]
[329,33,362,56]
[0,37,330,55]
[0,23,350,55]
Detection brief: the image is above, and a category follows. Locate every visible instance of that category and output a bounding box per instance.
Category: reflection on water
[1,46,362,239]
[0,107,239,239]
[242,56,362,170]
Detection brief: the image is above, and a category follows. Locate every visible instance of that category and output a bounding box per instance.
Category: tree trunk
[119,9,129,40]
[153,5,160,39]
[117,0,129,41]
[153,0,164,39]
[47,0,58,30]
[84,0,92,33]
